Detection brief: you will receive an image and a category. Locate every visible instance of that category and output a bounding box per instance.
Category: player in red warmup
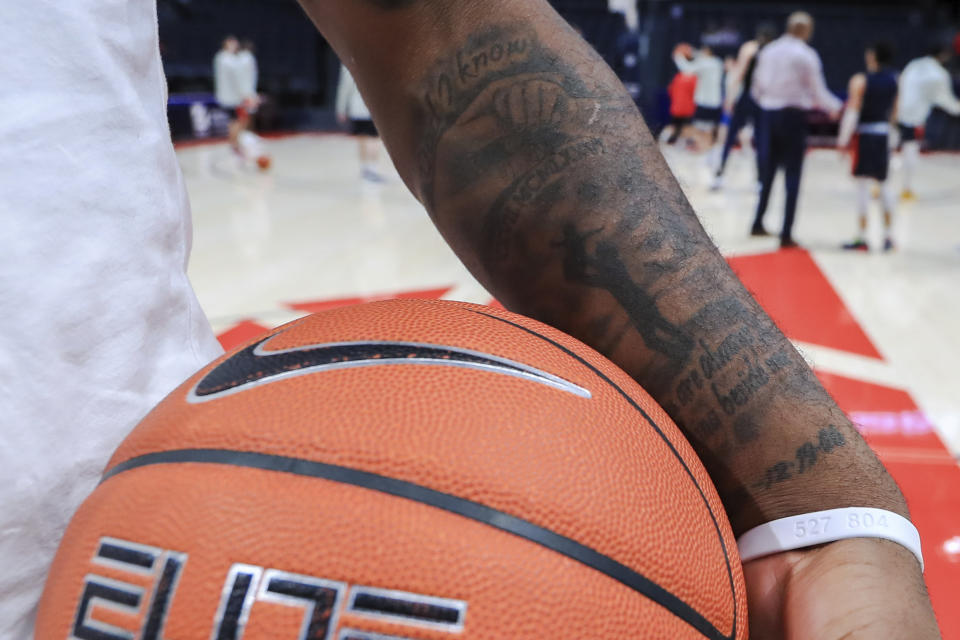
[0,0,942,638]
[663,63,698,147]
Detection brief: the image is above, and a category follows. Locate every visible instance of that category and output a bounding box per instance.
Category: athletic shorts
[897,123,919,143]
[350,119,379,137]
[852,133,890,181]
[693,105,723,125]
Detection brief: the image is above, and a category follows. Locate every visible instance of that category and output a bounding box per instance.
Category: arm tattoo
[404,20,900,525]
[754,426,848,490]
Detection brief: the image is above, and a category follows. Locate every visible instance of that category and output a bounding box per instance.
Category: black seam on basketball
[468,309,739,640]
[101,449,728,640]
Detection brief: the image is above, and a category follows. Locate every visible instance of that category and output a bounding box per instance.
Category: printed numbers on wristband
[738,507,923,571]
[794,515,831,538]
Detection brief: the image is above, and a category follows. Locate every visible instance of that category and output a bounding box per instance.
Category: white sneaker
[709,175,724,192]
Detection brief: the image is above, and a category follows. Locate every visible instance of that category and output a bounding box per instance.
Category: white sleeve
[807,51,843,113]
[213,53,227,101]
[0,1,222,635]
[931,68,960,116]
[673,52,695,74]
[751,50,769,104]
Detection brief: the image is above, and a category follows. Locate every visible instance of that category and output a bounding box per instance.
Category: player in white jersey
[214,35,252,153]
[0,0,223,635]
[897,42,960,199]
[673,42,725,150]
[235,39,272,170]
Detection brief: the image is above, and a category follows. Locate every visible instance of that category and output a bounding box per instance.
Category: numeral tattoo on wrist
[754,426,848,490]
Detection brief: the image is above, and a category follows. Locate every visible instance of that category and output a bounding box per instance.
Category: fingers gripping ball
[37,300,747,639]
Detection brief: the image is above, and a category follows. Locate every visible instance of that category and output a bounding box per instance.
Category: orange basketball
[675,43,695,60]
[256,155,271,171]
[37,299,747,639]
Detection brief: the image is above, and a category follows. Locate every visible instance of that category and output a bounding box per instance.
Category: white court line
[792,340,901,389]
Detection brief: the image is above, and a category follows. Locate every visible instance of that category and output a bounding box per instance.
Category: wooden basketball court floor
[177,133,960,637]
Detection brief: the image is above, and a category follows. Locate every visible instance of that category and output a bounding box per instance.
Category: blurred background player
[672,41,724,152]
[662,54,698,147]
[712,23,777,191]
[213,36,247,154]
[235,39,272,170]
[751,11,842,249]
[336,63,383,183]
[897,41,960,200]
[838,42,899,252]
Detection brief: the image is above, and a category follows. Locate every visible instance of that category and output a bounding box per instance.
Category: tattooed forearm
[302,7,909,531]
[407,21,908,528]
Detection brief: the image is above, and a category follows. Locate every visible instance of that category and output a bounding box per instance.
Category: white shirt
[897,56,960,127]
[336,64,373,121]
[752,35,842,113]
[214,49,246,108]
[673,52,724,109]
[0,0,223,636]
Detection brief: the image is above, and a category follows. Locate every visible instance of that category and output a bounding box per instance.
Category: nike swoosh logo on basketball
[187,334,591,403]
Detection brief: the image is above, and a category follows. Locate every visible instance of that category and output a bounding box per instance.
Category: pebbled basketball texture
[37,299,747,640]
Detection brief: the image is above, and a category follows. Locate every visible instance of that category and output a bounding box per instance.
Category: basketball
[256,155,271,171]
[36,299,746,639]
[674,42,695,60]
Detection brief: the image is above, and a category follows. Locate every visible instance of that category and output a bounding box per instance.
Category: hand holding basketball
[744,538,939,640]
[37,300,747,639]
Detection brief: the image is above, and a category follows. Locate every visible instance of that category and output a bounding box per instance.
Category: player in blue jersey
[837,42,899,252]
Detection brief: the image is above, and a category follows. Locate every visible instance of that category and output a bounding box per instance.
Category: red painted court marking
[815,371,946,451]
[216,320,271,351]
[728,249,883,360]
[286,286,452,314]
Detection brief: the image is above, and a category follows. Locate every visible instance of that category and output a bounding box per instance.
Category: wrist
[719,432,909,535]
[738,507,923,570]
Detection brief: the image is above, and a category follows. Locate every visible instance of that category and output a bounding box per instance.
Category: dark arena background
[160,0,960,148]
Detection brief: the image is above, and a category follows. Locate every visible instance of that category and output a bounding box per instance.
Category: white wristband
[737,507,923,571]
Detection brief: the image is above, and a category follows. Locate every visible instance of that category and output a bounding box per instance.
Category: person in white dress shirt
[750,11,842,249]
[896,42,960,199]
